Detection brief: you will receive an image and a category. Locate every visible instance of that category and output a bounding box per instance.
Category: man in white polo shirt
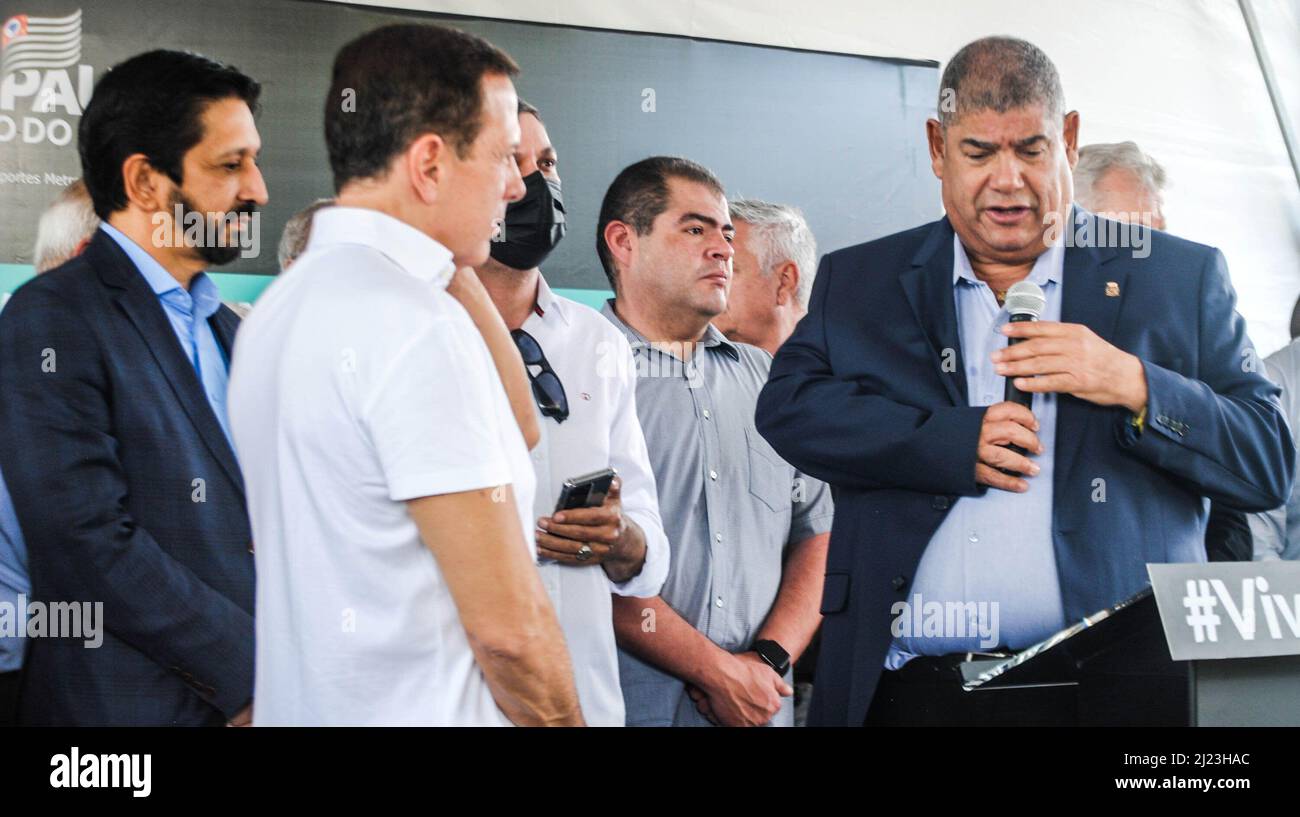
[229,24,583,726]
[476,100,670,725]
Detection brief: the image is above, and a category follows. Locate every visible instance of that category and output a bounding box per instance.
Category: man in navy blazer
[756,37,1293,726]
[0,51,267,725]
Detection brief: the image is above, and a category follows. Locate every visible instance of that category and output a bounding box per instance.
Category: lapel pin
[1105,281,1120,297]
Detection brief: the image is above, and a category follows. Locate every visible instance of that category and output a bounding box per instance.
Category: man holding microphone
[757,36,1293,726]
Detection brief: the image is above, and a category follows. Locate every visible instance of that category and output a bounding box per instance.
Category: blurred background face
[516,112,558,182]
[932,104,1078,265]
[162,97,267,266]
[623,177,734,321]
[1082,167,1165,229]
[433,72,525,267]
[712,219,776,344]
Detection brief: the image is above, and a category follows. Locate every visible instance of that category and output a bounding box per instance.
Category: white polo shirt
[229,206,536,726]
[524,276,670,726]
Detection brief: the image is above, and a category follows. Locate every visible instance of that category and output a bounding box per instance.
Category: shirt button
[709,470,718,481]
[715,533,723,542]
[703,409,711,420]
[968,531,980,544]
[715,596,724,608]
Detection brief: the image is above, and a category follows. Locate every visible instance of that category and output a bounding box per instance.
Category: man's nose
[988,152,1026,193]
[504,159,526,204]
[243,162,269,206]
[709,233,735,262]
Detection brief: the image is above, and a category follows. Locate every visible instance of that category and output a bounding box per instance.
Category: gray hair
[729,198,818,309]
[277,198,334,269]
[33,179,99,273]
[1074,141,1167,208]
[938,36,1065,127]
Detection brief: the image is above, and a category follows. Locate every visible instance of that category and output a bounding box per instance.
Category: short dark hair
[79,50,261,220]
[595,156,725,289]
[324,23,519,190]
[938,36,1064,127]
[518,98,541,123]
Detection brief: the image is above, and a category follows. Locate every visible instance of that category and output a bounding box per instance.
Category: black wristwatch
[752,639,790,676]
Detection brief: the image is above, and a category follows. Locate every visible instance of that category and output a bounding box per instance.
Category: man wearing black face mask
[475,100,670,726]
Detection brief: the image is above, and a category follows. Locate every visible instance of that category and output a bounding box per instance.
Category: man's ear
[926,118,946,181]
[120,153,168,212]
[406,132,446,205]
[774,260,799,307]
[604,220,635,276]
[1062,110,1081,169]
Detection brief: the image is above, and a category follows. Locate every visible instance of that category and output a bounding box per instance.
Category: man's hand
[695,651,792,727]
[975,401,1043,493]
[227,701,252,727]
[444,265,490,304]
[993,321,1148,413]
[685,683,719,725]
[536,478,647,582]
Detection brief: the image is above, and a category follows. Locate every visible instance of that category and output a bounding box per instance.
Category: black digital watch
[752,639,791,676]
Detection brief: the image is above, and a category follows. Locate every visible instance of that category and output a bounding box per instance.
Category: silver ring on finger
[576,544,594,562]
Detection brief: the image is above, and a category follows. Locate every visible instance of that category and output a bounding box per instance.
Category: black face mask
[490,170,566,270]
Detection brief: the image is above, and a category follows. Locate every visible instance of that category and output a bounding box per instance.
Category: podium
[959,562,1300,726]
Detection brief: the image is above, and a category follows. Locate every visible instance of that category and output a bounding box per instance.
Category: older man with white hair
[32,179,100,274]
[277,197,334,270]
[713,199,817,356]
[1073,141,1166,230]
[1074,141,1253,564]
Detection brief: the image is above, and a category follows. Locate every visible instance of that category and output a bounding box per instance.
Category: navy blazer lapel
[900,217,968,407]
[1055,207,1125,491]
[90,231,246,499]
[210,304,240,361]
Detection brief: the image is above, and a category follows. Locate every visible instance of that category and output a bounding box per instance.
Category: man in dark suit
[756,36,1293,726]
[0,50,267,725]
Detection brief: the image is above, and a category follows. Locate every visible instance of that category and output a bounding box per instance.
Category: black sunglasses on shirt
[511,328,569,423]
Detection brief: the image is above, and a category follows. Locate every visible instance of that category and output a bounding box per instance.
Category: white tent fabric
[329,0,1300,354]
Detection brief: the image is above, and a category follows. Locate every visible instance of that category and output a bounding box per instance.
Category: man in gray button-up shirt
[597,157,833,727]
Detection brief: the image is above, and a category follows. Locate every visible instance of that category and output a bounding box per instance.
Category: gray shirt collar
[600,298,740,362]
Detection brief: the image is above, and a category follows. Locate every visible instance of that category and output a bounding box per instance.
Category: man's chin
[456,240,493,271]
[694,298,727,323]
[963,224,1046,260]
[196,244,242,267]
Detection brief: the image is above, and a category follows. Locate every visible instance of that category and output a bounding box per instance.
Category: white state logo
[1,9,81,76]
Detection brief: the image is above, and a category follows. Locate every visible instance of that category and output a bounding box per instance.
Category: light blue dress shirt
[886,236,1067,667]
[100,224,234,447]
[0,465,28,673]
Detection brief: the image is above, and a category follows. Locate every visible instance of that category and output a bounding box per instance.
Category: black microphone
[999,280,1046,475]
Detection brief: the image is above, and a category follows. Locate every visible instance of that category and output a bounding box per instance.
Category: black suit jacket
[0,228,254,725]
